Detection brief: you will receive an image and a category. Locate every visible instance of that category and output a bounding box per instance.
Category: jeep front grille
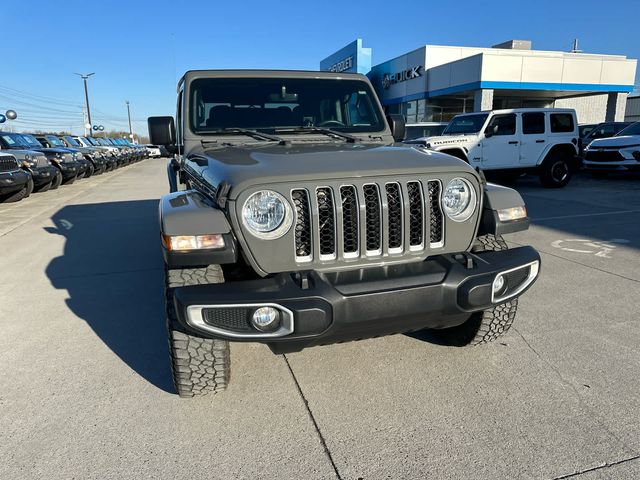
[36,156,49,167]
[0,156,19,172]
[291,180,444,263]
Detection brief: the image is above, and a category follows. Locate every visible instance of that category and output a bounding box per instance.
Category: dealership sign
[382,66,423,89]
[329,56,354,73]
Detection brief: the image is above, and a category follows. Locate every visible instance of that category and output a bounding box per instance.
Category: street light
[125,100,134,143]
[75,72,95,136]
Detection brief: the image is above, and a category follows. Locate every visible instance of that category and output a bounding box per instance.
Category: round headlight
[442,178,476,222]
[242,190,292,239]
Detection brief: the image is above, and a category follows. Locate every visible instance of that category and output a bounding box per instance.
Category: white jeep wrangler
[418,108,579,188]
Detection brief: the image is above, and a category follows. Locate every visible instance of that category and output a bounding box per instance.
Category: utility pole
[75,72,95,135]
[125,100,133,143]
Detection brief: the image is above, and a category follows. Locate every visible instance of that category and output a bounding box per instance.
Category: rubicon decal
[382,66,422,89]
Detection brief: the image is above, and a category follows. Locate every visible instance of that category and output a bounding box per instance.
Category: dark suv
[0,152,32,202]
[0,132,60,192]
[19,134,82,185]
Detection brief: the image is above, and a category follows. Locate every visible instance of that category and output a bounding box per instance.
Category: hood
[189,142,476,199]
[587,135,640,149]
[0,148,43,158]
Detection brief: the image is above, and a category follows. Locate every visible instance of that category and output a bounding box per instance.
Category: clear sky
[1,0,637,136]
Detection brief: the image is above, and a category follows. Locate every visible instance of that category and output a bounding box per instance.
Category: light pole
[75,72,95,136]
[125,100,133,143]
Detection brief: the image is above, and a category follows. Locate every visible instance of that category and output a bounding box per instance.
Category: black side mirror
[484,125,497,138]
[386,114,406,142]
[148,116,177,153]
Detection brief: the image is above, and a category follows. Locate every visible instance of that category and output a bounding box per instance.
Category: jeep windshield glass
[0,132,31,148]
[46,135,66,147]
[64,136,81,147]
[190,77,385,135]
[616,122,640,137]
[442,114,489,135]
[20,135,43,148]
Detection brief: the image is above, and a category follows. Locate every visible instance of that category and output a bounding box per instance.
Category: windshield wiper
[276,127,360,143]
[202,128,289,145]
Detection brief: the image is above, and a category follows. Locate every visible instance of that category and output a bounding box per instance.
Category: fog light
[493,274,505,295]
[251,307,281,331]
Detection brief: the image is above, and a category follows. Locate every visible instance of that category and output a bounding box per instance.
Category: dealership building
[320,39,638,124]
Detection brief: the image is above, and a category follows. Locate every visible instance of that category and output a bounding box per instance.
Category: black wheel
[539,154,573,188]
[84,164,94,178]
[24,176,34,198]
[431,234,519,346]
[50,170,63,190]
[166,265,230,398]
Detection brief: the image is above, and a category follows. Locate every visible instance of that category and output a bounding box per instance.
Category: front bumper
[30,166,58,186]
[583,158,640,172]
[173,246,541,353]
[0,170,30,194]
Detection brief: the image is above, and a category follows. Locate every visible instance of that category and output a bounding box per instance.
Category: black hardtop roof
[177,69,370,92]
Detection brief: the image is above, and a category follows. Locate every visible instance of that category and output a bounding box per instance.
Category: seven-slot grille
[291,180,444,263]
[0,155,19,172]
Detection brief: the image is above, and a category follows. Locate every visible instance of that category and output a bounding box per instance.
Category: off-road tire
[84,165,94,178]
[50,170,63,190]
[34,179,52,193]
[539,152,573,188]
[432,234,519,346]
[62,174,77,185]
[24,176,34,198]
[165,265,230,398]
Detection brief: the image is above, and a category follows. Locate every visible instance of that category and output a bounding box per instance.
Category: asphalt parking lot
[1,160,639,479]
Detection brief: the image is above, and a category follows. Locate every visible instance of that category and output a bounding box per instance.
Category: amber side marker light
[162,234,225,251]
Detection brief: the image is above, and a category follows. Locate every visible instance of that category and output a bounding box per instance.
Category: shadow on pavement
[45,200,173,393]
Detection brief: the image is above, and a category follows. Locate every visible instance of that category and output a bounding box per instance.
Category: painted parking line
[551,238,630,258]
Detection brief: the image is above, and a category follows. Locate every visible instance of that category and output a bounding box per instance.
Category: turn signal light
[497,206,527,222]
[163,234,225,251]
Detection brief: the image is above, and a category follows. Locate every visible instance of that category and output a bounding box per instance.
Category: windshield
[64,136,81,147]
[616,122,640,137]
[579,124,596,138]
[45,135,66,147]
[85,137,100,146]
[0,132,31,148]
[190,77,385,134]
[442,114,489,135]
[20,135,44,148]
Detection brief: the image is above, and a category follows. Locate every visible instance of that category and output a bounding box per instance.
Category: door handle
[508,141,519,145]
[535,139,545,143]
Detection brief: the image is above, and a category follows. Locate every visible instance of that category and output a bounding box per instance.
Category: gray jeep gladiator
[148,70,541,398]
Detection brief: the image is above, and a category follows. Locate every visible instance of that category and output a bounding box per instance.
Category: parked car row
[0,133,151,203]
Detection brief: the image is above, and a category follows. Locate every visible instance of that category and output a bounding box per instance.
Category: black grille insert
[340,186,359,255]
[316,187,336,257]
[427,181,443,244]
[407,182,424,247]
[0,156,19,173]
[385,183,402,250]
[202,307,252,332]
[363,184,381,252]
[292,189,312,259]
